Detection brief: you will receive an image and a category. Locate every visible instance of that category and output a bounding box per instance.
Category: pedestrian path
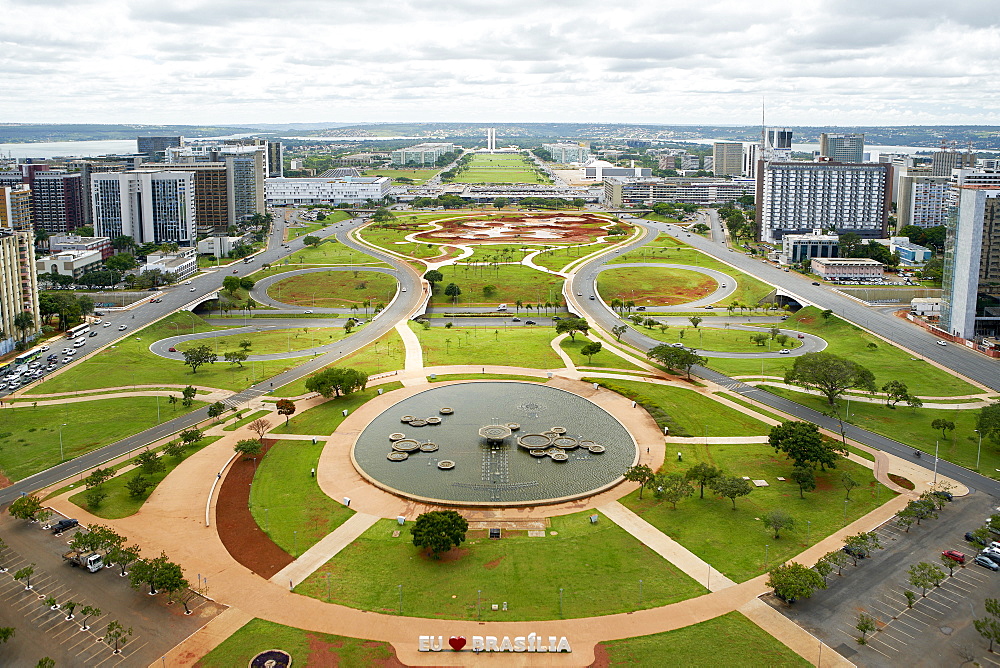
[550,332,576,370]
[394,320,423,371]
[270,512,380,588]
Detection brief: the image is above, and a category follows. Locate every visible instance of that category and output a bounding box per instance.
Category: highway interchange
[3,206,1000,504]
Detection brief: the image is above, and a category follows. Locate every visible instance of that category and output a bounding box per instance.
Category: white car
[671,342,684,348]
[73,340,85,348]
[66,350,75,356]
[304,310,313,314]
[118,325,127,331]
[103,322,112,327]
[778,349,790,355]
[92,318,101,324]
[39,345,49,352]
[184,280,192,285]
[936,340,947,346]
[62,348,71,354]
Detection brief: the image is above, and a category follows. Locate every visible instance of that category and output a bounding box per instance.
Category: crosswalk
[221,388,269,409]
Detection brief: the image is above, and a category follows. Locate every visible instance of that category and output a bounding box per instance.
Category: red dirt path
[416,213,616,245]
[216,439,294,579]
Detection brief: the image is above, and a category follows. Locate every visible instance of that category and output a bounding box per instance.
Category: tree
[907,562,945,596]
[688,315,703,329]
[444,283,462,304]
[107,544,140,577]
[790,464,816,498]
[975,617,1000,653]
[84,467,114,489]
[224,350,248,367]
[238,339,252,352]
[766,562,826,603]
[580,341,602,363]
[134,449,164,475]
[104,620,133,654]
[235,439,263,458]
[646,344,706,379]
[842,471,860,500]
[940,552,960,577]
[276,399,296,425]
[610,324,626,341]
[180,428,204,447]
[763,509,795,538]
[493,197,510,209]
[222,275,241,296]
[684,463,722,499]
[978,402,1000,445]
[129,552,170,595]
[182,345,217,374]
[155,560,188,605]
[105,253,137,272]
[855,612,876,645]
[411,510,469,558]
[813,558,833,584]
[423,270,443,291]
[207,402,225,420]
[931,418,956,440]
[126,474,152,499]
[85,488,108,509]
[182,384,197,407]
[784,353,876,406]
[248,418,271,441]
[624,464,655,500]
[305,367,369,398]
[653,473,694,510]
[14,563,35,589]
[555,317,589,341]
[710,476,753,510]
[9,494,42,521]
[823,549,850,576]
[0,627,14,644]
[13,311,34,343]
[769,420,845,470]
[882,380,910,407]
[79,605,101,631]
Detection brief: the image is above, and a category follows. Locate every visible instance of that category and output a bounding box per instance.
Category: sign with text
[418,634,571,653]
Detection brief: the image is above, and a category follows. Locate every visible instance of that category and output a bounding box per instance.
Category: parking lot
[773,490,1000,667]
[0,511,225,666]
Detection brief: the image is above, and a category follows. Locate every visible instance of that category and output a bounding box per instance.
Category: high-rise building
[137,136,182,161]
[763,128,793,162]
[941,185,1000,339]
[712,142,743,177]
[604,176,755,207]
[91,170,196,245]
[76,161,129,226]
[29,172,85,234]
[932,149,977,177]
[0,185,32,233]
[742,143,759,179]
[267,141,284,178]
[486,128,497,152]
[819,133,865,163]
[165,143,267,225]
[0,228,39,355]
[756,161,890,243]
[896,171,949,229]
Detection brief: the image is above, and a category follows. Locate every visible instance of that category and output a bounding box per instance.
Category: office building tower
[486,128,497,152]
[390,143,458,166]
[932,149,977,177]
[166,143,267,224]
[941,186,1000,339]
[267,141,284,178]
[0,185,32,232]
[0,228,39,355]
[91,170,196,245]
[819,133,865,163]
[712,142,743,177]
[896,171,949,229]
[743,144,759,179]
[137,136,182,161]
[604,176,755,207]
[762,128,793,162]
[756,161,890,243]
[29,172,85,234]
[76,161,129,226]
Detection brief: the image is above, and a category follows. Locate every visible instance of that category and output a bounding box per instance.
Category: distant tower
[486,128,496,152]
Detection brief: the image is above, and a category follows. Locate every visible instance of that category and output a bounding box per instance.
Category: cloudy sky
[4,0,999,126]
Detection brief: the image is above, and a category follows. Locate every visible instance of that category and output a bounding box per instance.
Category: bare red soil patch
[216,439,294,578]
[415,213,616,245]
[888,473,915,490]
[304,633,405,668]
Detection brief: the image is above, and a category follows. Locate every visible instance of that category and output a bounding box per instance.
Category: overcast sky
[4,0,998,126]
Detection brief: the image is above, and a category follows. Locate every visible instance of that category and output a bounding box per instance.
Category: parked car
[811,281,820,286]
[967,531,989,546]
[943,549,967,564]
[51,518,79,534]
[976,554,1000,571]
[843,545,868,559]
[933,490,954,502]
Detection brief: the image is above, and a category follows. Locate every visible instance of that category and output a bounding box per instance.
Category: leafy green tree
[238,339,252,352]
[646,344,707,379]
[931,418,956,440]
[978,402,1000,445]
[276,399,296,425]
[444,283,462,304]
[12,311,35,343]
[784,353,876,406]
[790,464,816,498]
[85,488,108,509]
[235,439,263,458]
[84,467,114,489]
[224,350,248,367]
[763,509,795,539]
[766,562,826,603]
[652,473,694,510]
[611,324,627,341]
[411,510,469,558]
[134,449,165,475]
[104,619,133,654]
[769,420,845,470]
[207,402,225,419]
[239,277,255,290]
[182,345,217,374]
[813,558,833,584]
[855,612,876,644]
[182,385,197,407]
[162,440,185,458]
[555,317,589,341]
[9,494,42,521]
[580,341,602,363]
[128,552,170,595]
[907,562,945,596]
[222,275,241,296]
[688,315,702,329]
[305,367,368,398]
[684,463,722,499]
[710,476,753,510]
[940,552,960,577]
[14,564,35,589]
[423,270,443,291]
[624,464,655,500]
[975,617,1000,652]
[823,549,850,576]
[882,380,910,407]
[105,253,137,272]
[107,544,140,577]
[842,471,860,499]
[302,235,321,247]
[181,428,204,446]
[79,605,101,631]
[126,474,152,499]
[0,627,14,644]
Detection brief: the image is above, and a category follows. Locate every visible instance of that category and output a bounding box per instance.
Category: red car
[168,347,177,352]
[232,269,239,274]
[797,334,805,339]
[942,549,966,564]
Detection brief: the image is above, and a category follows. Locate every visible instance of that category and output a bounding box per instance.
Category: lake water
[0,139,138,159]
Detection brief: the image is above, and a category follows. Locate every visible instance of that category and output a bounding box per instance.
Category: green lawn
[175,327,348,357]
[450,154,549,184]
[413,322,563,368]
[31,313,301,393]
[269,330,404,397]
[357,224,444,260]
[67,436,221,518]
[270,383,403,436]
[640,325,803,353]
[249,440,356,555]
[599,266,717,307]
[268,270,397,308]
[0,396,203,481]
[761,385,995,476]
[622,443,891,582]
[287,221,328,240]
[294,510,705,620]
[429,263,565,306]
[560,335,646,371]
[599,611,808,667]
[362,168,439,185]
[709,307,980,397]
[223,409,272,432]
[428,373,546,383]
[588,379,771,438]
[195,618,397,668]
[532,243,611,272]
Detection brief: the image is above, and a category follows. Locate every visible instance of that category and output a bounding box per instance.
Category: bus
[65,323,91,339]
[14,349,42,366]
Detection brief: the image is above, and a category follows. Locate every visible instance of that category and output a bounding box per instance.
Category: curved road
[250,265,401,312]
[594,261,737,308]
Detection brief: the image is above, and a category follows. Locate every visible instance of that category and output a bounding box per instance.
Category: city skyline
[4,0,999,126]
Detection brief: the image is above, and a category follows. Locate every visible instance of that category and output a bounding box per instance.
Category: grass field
[532,241,616,272]
[429,263,565,306]
[294,510,705,620]
[270,383,403,436]
[174,327,348,357]
[450,154,549,184]
[709,307,980,397]
[286,221,328,240]
[413,322,564,368]
[0,396,203,481]
[598,266,717,307]
[761,385,996,475]
[249,440,356,555]
[640,325,803,352]
[589,379,771,438]
[362,168,439,185]
[622,442,890,582]
[223,409,272,431]
[196,618,397,668]
[599,611,808,667]
[267,270,397,308]
[428,373,546,383]
[560,335,646,371]
[67,436,221,518]
[269,330,404,397]
[31,313,301,393]
[357,223,444,261]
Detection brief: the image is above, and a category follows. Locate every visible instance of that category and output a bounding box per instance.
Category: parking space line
[945,580,977,594]
[879,623,916,641]
[932,590,965,605]
[870,603,897,619]
[918,597,953,614]
[902,605,938,622]
[980,654,1000,667]
[865,636,899,657]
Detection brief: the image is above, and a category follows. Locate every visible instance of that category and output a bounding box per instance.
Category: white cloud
[2,0,999,124]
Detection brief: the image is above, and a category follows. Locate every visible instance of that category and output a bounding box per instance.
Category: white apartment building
[941,185,1000,340]
[141,250,197,280]
[896,171,949,229]
[780,231,840,265]
[541,143,590,164]
[604,176,755,207]
[712,142,743,177]
[0,229,39,355]
[35,249,103,279]
[264,176,392,205]
[756,162,890,243]
[91,171,197,245]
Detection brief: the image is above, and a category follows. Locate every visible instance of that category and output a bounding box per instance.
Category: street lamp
[59,423,67,462]
[976,429,983,470]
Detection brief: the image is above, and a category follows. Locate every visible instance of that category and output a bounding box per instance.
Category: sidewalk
[270,512,379,588]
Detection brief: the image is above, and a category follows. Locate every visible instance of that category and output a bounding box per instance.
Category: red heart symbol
[449,636,467,651]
